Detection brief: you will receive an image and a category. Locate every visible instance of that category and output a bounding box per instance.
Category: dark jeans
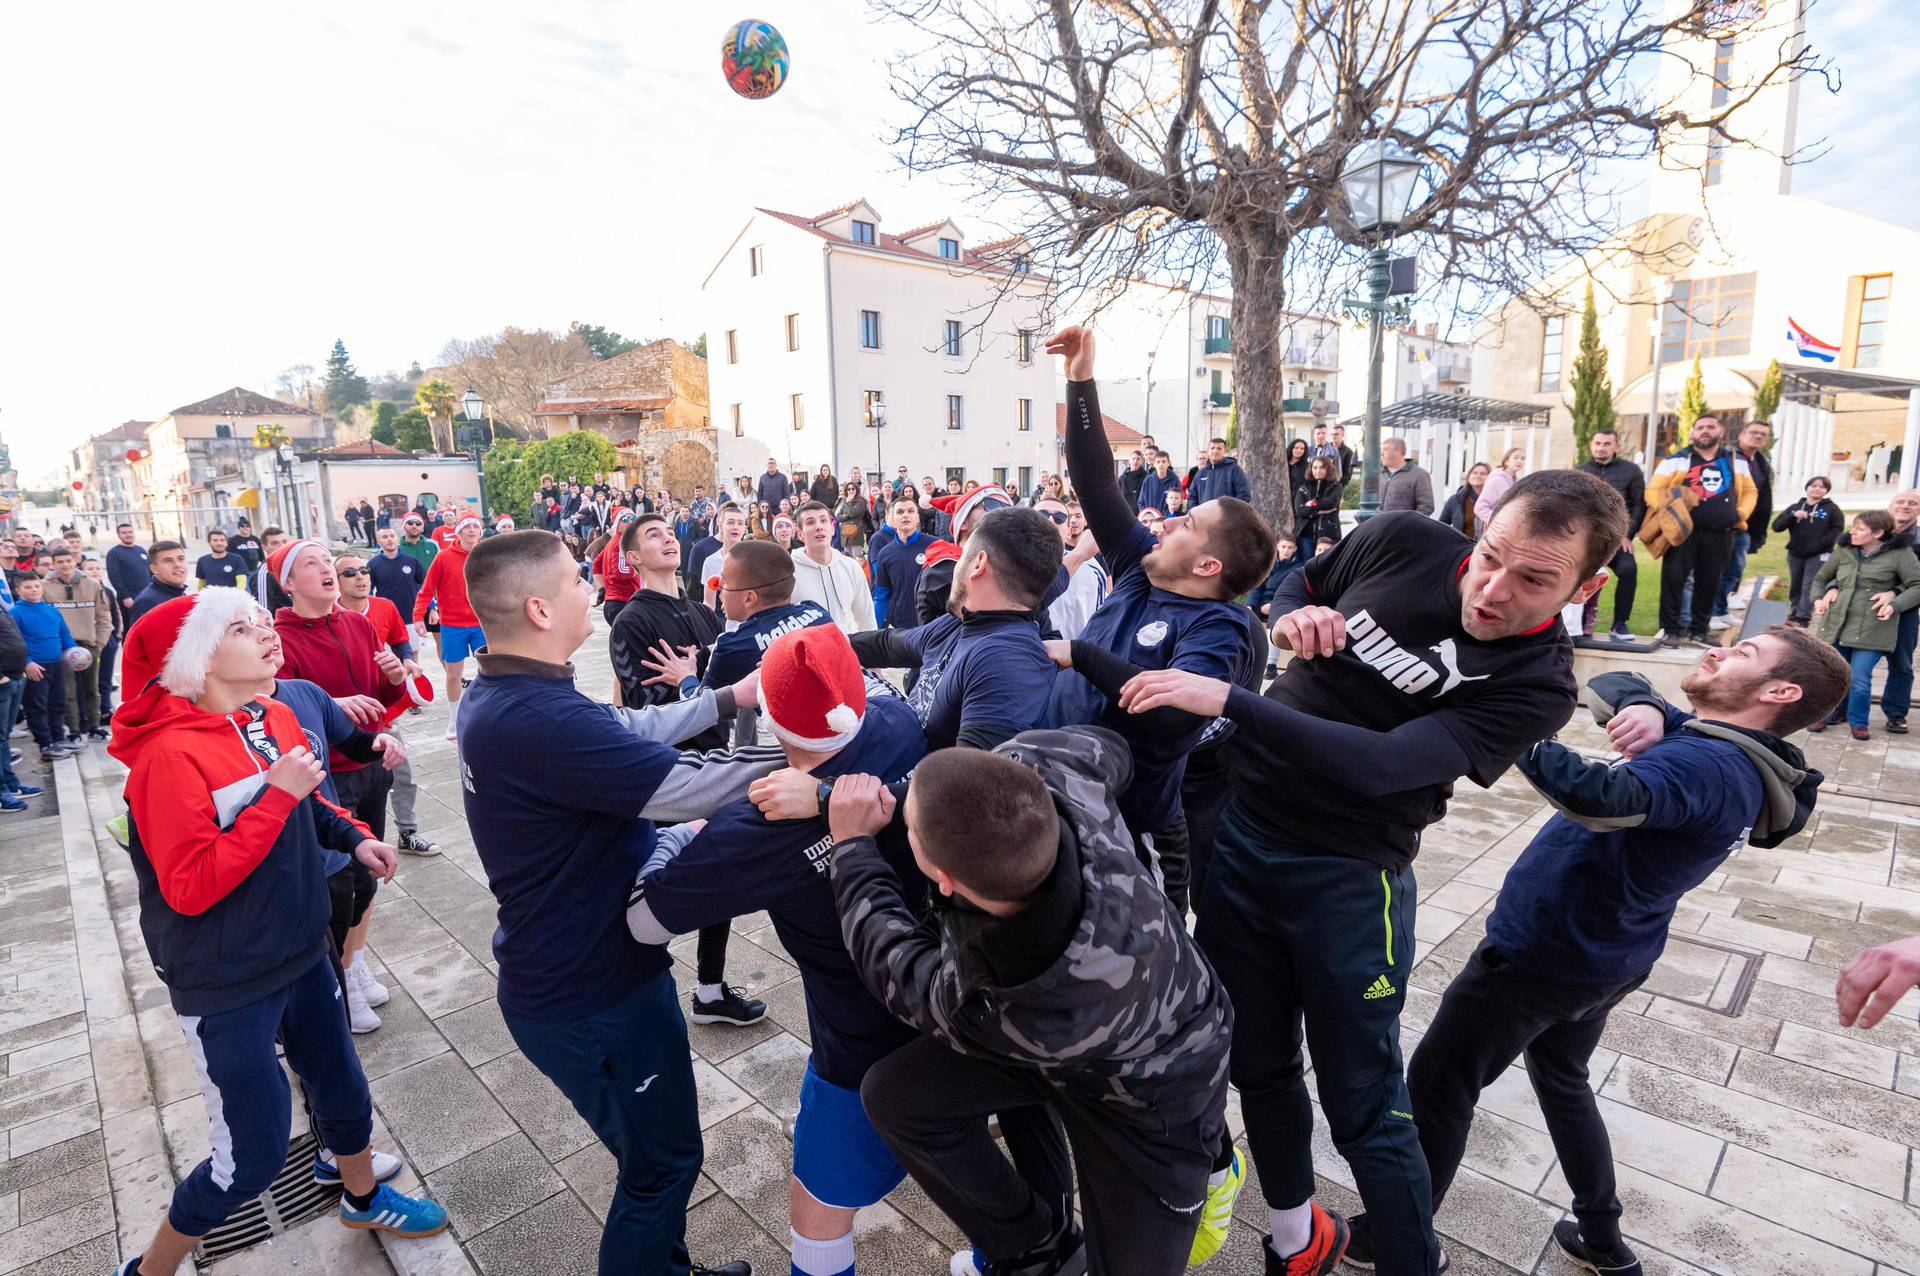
[505,972,702,1276]
[327,861,378,956]
[98,632,120,715]
[1658,526,1733,637]
[862,1033,1219,1276]
[1786,552,1825,625]
[1886,607,1918,722]
[1838,646,1891,731]
[1407,941,1646,1251]
[1197,806,1437,1276]
[694,923,732,986]
[22,663,66,749]
[603,599,628,627]
[0,680,24,789]
[333,764,395,843]
[1604,546,1636,630]
[1130,816,1191,917]
[63,647,101,734]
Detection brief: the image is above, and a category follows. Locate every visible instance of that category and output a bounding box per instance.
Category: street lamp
[276,443,303,538]
[1340,139,1423,522]
[458,389,491,523]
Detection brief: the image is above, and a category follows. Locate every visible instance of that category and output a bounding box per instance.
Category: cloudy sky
[1,0,1911,483]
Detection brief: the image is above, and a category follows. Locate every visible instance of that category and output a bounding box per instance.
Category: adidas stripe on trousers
[1195,805,1441,1276]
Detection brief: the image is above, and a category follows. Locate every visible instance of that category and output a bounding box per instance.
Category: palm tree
[415,380,458,455]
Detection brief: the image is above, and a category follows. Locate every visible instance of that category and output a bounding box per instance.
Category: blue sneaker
[314,1148,405,1186]
[113,1261,138,1275]
[7,782,42,797]
[0,794,26,814]
[339,1182,450,1239]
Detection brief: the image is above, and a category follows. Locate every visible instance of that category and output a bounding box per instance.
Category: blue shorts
[440,624,487,663]
[792,1058,905,1209]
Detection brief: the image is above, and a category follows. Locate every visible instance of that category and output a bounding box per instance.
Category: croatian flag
[1787,318,1839,363]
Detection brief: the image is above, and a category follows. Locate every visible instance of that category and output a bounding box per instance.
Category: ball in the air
[721,19,789,100]
[63,646,94,672]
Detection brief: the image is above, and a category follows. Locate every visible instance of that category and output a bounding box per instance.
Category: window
[730,404,742,437]
[863,390,885,428]
[749,245,764,276]
[992,466,1009,489]
[785,314,799,351]
[851,220,876,245]
[790,394,805,430]
[1017,398,1033,432]
[214,423,232,439]
[939,237,960,260]
[1206,315,1229,340]
[1017,329,1033,363]
[946,394,964,430]
[1856,274,1892,368]
[1538,315,1565,393]
[1660,272,1757,362]
[944,320,963,357]
[859,310,882,349]
[1018,466,1033,496]
[1013,254,1032,274]
[725,329,739,364]
[945,467,966,488]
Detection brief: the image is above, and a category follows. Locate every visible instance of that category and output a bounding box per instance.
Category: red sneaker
[1264,1203,1350,1276]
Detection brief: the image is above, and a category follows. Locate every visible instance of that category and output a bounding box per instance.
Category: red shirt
[349,595,409,651]
[414,543,478,628]
[430,525,459,551]
[594,541,637,602]
[272,605,406,771]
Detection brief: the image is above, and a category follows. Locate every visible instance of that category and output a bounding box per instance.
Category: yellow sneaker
[1188,1145,1244,1266]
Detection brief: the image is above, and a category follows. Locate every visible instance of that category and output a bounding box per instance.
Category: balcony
[1203,334,1233,356]
[1207,391,1234,409]
[1282,397,1313,414]
[1434,361,1471,383]
[1282,345,1335,369]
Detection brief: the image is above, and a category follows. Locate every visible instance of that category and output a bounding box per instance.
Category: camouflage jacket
[828,725,1233,1120]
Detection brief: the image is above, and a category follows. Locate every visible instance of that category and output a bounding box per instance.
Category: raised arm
[1048,329,1136,554]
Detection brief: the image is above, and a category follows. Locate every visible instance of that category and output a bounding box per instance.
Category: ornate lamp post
[458,389,489,523]
[1339,139,1423,521]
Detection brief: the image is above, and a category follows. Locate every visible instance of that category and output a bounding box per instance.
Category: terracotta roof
[1055,403,1143,446]
[534,397,671,416]
[98,420,152,443]
[892,220,950,241]
[810,198,868,220]
[309,440,410,457]
[756,204,1046,280]
[171,387,316,418]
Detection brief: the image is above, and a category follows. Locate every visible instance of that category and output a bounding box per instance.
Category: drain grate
[192,1093,341,1267]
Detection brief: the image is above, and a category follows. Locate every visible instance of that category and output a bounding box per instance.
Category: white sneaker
[346,978,382,1033]
[949,1248,984,1276]
[350,957,390,1008]
[1707,615,1732,633]
[444,728,457,743]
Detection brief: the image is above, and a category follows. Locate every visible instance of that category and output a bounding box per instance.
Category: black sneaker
[1657,632,1682,650]
[396,829,442,857]
[985,1215,1087,1276]
[1889,717,1910,735]
[1681,631,1715,649]
[1338,1214,1447,1271]
[89,728,110,741]
[691,1263,752,1276]
[1551,1220,1641,1274]
[690,986,768,1026]
[1609,626,1634,641]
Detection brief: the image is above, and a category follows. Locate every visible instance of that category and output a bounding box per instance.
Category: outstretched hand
[1117,668,1230,717]
[1045,327,1096,381]
[641,641,701,688]
[1838,937,1920,1029]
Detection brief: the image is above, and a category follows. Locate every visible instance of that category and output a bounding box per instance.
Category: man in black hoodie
[1379,627,1846,1275]
[1577,427,1647,639]
[825,729,1232,1276]
[127,541,190,631]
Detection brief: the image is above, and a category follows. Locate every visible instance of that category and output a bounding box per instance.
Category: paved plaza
[2,620,1919,1275]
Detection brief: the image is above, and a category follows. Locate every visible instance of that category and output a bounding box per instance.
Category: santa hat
[930,485,1011,539]
[402,513,424,528]
[760,625,867,753]
[494,515,516,531]
[265,538,328,590]
[455,516,483,534]
[120,588,269,702]
[1139,507,1163,518]
[772,515,795,536]
[379,671,436,728]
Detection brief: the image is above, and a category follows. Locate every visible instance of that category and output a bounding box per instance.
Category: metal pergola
[1336,392,1554,432]
[1337,392,1555,492]
[1773,365,1920,494]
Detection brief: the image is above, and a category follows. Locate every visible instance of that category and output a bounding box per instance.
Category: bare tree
[882,0,1824,530]
[436,327,596,439]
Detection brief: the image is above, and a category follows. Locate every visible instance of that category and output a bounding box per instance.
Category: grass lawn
[1591,536,1790,637]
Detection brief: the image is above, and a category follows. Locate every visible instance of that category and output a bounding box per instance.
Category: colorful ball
[721,19,789,101]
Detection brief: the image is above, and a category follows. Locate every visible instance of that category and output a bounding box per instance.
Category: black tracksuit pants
[332,764,395,843]
[1197,805,1439,1276]
[1407,940,1645,1252]
[1179,737,1236,911]
[1658,526,1733,637]
[861,1033,1219,1276]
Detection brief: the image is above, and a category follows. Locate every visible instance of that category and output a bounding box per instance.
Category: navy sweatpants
[171,953,373,1236]
[503,970,703,1276]
[1196,805,1439,1276]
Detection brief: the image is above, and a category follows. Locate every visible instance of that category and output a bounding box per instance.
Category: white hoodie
[790,546,876,635]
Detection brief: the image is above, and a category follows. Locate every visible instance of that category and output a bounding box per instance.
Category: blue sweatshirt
[1137,469,1180,513]
[12,600,75,664]
[871,531,934,628]
[366,550,424,621]
[703,601,832,689]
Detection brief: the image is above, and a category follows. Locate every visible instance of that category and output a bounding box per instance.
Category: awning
[232,487,261,510]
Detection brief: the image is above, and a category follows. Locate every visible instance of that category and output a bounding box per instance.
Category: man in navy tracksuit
[870,496,934,628]
[366,526,424,622]
[455,530,775,1276]
[700,540,834,691]
[108,589,443,1276]
[1396,631,1843,1276]
[1189,439,1253,506]
[628,625,927,1276]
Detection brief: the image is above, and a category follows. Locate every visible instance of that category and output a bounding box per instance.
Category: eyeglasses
[336,568,364,579]
[719,574,795,593]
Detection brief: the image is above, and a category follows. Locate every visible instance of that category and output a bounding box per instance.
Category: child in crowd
[12,575,81,763]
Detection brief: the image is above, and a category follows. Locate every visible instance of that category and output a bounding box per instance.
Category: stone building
[534,338,717,499]
[134,388,331,542]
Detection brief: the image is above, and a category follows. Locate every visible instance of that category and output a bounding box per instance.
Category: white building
[1469,0,1920,493]
[701,199,1057,496]
[1076,281,1349,466]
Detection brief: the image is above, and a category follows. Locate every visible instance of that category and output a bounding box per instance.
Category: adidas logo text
[1364,974,1396,1000]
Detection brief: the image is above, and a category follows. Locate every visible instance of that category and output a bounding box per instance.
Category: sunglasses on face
[1039,510,1069,524]
[336,567,364,579]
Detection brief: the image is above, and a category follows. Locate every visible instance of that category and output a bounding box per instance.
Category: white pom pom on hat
[759,625,868,753]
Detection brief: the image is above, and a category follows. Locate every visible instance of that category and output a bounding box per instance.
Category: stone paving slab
[6,620,1920,1272]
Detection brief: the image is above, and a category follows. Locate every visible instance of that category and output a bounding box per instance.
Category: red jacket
[594,540,637,602]
[107,687,370,1012]
[414,543,479,628]
[273,605,405,770]
[353,595,409,651]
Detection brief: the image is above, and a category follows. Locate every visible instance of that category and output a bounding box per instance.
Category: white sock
[696,982,724,1002]
[1207,1166,1229,1190]
[1268,1204,1313,1256]
[790,1228,854,1276]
